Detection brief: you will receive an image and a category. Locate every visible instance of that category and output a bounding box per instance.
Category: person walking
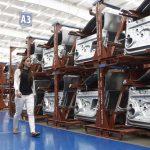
[13,56,40,137]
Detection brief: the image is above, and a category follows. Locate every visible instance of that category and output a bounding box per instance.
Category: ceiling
[0,0,144,63]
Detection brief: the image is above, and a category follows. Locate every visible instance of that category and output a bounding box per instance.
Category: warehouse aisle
[0,111,149,150]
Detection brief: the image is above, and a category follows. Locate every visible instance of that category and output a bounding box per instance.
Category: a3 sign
[19,12,32,27]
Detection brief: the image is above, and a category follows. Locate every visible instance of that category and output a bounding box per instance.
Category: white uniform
[13,69,36,133]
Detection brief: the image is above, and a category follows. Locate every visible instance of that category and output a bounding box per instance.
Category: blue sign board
[19,12,32,27]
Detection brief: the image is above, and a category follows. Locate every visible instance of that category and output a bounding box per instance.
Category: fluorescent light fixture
[7,23,20,28]
[32,19,52,26]
[2,12,18,18]
[0,1,8,6]
[0,21,7,25]
[76,0,87,6]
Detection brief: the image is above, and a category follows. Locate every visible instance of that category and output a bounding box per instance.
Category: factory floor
[38,120,150,148]
[0,111,150,150]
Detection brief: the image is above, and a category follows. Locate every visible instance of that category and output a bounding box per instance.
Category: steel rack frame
[84,0,150,140]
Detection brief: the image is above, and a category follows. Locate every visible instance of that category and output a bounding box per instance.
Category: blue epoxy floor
[0,111,149,150]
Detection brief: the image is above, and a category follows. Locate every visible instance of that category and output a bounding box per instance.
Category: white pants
[13,94,35,133]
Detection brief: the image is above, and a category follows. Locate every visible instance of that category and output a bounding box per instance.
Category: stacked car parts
[42,29,77,70]
[74,73,98,121]
[43,75,80,118]
[74,12,122,65]
[43,91,63,115]
[126,87,150,129]
[125,16,150,55]
[75,90,98,122]
[42,45,66,70]
[31,40,47,64]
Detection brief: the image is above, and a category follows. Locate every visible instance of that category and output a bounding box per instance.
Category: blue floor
[0,111,149,150]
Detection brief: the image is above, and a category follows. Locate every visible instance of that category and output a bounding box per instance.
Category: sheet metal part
[43,91,63,114]
[125,15,150,55]
[42,45,66,70]
[126,87,150,129]
[74,12,122,64]
[75,90,98,122]
[74,34,97,64]
[42,29,76,69]
[31,40,47,64]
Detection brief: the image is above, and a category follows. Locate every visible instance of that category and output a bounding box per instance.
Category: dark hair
[18,56,33,82]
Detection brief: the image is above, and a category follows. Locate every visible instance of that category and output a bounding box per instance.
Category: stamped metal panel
[31,40,47,64]
[34,80,52,114]
[62,29,77,45]
[74,34,97,64]
[42,48,54,70]
[126,87,150,129]
[42,45,66,70]
[75,90,98,122]
[31,54,43,64]
[34,80,51,91]
[125,16,150,55]
[43,91,63,114]
[74,24,118,65]
[61,75,80,118]
[34,42,44,54]
[103,12,122,33]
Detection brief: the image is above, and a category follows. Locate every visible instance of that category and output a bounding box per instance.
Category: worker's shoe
[31,131,40,137]
[13,128,18,134]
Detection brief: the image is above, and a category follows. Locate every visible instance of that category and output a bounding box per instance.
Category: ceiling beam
[0,27,49,40]
[18,0,93,21]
